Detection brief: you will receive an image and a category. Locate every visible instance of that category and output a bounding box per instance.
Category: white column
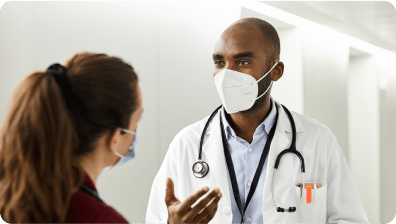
[378,56,396,223]
[301,28,350,161]
[347,50,380,223]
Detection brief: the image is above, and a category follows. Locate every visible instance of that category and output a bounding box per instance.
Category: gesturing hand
[165,178,222,224]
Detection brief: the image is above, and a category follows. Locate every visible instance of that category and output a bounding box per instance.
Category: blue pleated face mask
[113,128,138,167]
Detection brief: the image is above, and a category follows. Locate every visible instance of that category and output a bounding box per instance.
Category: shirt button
[247,218,252,222]
[248,148,252,152]
[248,182,251,186]
[223,207,231,215]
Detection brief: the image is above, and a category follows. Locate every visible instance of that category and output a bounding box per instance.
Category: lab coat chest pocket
[289,184,327,223]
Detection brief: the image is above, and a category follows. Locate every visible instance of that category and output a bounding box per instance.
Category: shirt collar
[220,97,277,139]
[83,172,97,192]
[220,106,236,139]
[72,166,98,193]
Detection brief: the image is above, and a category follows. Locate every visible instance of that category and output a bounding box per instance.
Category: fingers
[192,192,222,223]
[200,205,218,224]
[165,178,179,207]
[190,188,220,214]
[178,186,210,213]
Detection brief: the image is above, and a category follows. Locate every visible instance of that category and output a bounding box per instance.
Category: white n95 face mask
[214,62,278,114]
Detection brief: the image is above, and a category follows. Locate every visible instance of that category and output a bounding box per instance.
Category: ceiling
[262,1,396,53]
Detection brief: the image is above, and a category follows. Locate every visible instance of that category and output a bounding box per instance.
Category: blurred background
[0,1,395,223]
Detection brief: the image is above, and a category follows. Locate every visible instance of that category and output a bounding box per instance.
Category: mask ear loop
[257,81,273,100]
[117,127,136,135]
[256,62,279,100]
[114,151,126,159]
[114,128,136,159]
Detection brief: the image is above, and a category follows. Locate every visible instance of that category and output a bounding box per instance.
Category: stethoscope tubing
[194,104,306,214]
[271,105,305,212]
[198,105,223,160]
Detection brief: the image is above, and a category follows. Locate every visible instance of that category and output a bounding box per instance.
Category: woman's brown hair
[0,52,138,222]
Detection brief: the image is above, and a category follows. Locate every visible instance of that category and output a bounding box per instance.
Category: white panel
[301,28,350,162]
[347,53,380,223]
[0,2,36,123]
[0,2,160,222]
[378,56,396,223]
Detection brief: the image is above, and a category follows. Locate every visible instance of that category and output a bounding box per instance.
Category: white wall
[0,2,161,221]
[347,52,380,223]
[378,56,396,223]
[300,28,350,162]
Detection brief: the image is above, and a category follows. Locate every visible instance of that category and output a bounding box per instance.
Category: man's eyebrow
[213,54,223,60]
[234,52,255,59]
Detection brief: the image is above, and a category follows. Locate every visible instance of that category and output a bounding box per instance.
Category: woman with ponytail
[0,52,141,222]
[0,52,222,223]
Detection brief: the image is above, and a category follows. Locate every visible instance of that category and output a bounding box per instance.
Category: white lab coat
[146,101,368,223]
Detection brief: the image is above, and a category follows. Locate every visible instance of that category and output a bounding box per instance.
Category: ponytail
[0,71,80,222]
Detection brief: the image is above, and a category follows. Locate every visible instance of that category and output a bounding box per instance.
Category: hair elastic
[46,63,74,108]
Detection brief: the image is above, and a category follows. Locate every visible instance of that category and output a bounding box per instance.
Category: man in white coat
[146,18,368,223]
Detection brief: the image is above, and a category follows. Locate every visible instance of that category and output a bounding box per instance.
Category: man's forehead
[214,26,266,57]
[213,38,265,58]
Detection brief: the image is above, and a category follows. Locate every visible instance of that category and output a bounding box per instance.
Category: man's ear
[272,61,284,81]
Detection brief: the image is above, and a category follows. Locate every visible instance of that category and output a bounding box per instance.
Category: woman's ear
[106,129,123,154]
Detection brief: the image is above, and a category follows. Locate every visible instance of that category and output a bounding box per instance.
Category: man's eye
[214,61,223,66]
[239,61,250,66]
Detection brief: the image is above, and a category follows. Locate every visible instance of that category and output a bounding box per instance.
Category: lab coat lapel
[262,102,298,222]
[202,112,232,208]
[201,103,304,221]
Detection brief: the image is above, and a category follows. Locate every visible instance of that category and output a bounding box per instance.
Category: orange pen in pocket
[305,185,312,203]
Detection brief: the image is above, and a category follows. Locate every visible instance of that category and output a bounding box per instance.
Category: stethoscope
[192,104,306,213]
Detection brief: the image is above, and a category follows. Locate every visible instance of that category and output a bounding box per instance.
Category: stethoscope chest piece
[192,160,209,178]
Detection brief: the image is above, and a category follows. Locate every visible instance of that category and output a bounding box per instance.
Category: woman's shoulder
[65,189,128,223]
[93,202,129,223]
[93,203,129,223]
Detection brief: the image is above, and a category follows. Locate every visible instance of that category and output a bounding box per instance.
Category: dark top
[65,169,128,223]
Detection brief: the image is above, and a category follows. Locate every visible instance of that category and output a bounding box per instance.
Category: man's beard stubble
[238,67,272,117]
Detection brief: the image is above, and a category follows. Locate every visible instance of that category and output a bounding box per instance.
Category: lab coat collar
[201,99,305,135]
[274,99,305,133]
[220,97,278,139]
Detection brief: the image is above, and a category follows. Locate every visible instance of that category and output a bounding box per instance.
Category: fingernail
[214,188,220,193]
[203,186,209,192]
[219,193,223,198]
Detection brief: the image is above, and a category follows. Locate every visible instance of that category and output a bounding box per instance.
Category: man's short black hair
[237,17,281,66]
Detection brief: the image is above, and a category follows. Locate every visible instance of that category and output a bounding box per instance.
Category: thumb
[165,178,179,207]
